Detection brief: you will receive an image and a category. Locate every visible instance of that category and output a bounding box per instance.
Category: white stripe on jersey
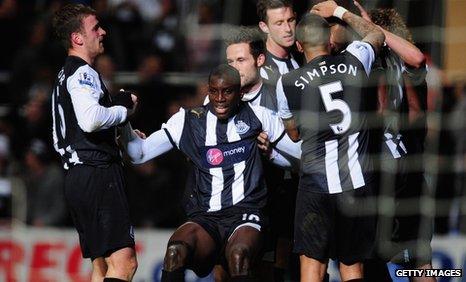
[52,85,70,169]
[271,57,299,75]
[227,118,245,205]
[325,139,342,193]
[206,111,223,212]
[348,132,365,188]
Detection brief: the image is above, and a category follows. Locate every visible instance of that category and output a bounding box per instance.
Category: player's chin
[282,37,295,47]
[216,111,230,120]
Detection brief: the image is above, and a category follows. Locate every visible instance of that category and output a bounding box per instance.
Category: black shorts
[293,186,376,265]
[65,163,135,260]
[390,171,433,266]
[189,206,267,252]
[375,156,433,265]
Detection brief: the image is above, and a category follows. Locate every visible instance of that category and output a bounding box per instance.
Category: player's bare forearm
[383,30,425,68]
[341,11,385,53]
[283,118,300,142]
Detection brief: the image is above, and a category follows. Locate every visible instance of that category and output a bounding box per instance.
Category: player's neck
[304,47,329,63]
[242,79,263,96]
[266,38,290,59]
[69,49,95,66]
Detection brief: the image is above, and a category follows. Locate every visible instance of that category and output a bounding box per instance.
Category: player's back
[280,44,375,194]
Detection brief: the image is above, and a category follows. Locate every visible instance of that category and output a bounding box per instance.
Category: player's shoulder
[187,106,207,119]
[280,65,303,85]
[66,57,99,89]
[248,102,278,120]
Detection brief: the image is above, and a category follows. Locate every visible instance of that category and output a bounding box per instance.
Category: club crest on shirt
[206,148,224,166]
[78,72,94,87]
[235,120,250,134]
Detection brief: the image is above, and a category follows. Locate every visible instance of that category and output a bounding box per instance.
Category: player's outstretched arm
[119,123,174,164]
[257,132,302,169]
[353,1,425,68]
[311,0,385,53]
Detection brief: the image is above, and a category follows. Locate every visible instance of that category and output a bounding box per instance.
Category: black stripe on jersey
[271,130,286,146]
[337,137,352,192]
[217,120,233,207]
[163,128,176,148]
[285,59,295,72]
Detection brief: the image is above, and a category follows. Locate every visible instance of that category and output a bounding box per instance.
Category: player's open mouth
[214,105,228,115]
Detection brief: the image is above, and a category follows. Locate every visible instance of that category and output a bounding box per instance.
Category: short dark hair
[52,3,97,50]
[256,0,293,23]
[296,14,330,47]
[369,8,413,43]
[209,64,241,92]
[225,26,266,60]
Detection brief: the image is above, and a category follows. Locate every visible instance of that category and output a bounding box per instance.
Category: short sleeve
[276,77,293,120]
[161,108,186,147]
[346,41,375,76]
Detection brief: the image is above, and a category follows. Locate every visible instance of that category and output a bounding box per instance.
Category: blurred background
[0,0,464,281]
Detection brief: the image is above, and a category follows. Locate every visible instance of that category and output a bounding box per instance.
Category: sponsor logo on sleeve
[78,72,94,87]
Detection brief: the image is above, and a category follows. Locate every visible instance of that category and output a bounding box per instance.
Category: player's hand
[310,0,338,18]
[257,131,272,156]
[127,93,138,117]
[133,129,146,139]
[113,89,135,109]
[353,1,372,22]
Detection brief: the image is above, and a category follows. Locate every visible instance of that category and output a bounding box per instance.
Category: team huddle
[51,1,433,282]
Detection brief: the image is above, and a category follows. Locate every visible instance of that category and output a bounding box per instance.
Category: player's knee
[227,245,251,276]
[163,242,190,271]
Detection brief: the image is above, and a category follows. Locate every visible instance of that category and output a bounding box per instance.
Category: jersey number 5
[319,81,351,135]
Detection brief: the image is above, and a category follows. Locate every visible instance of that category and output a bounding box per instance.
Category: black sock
[273,267,285,282]
[103,278,127,282]
[161,269,185,282]
[323,272,329,282]
[230,275,257,282]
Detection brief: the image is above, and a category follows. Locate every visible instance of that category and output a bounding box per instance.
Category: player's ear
[256,53,265,67]
[296,41,304,53]
[259,21,269,34]
[71,32,83,46]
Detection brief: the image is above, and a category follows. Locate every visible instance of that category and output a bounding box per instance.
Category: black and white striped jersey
[277,41,376,194]
[374,45,427,159]
[260,51,300,85]
[162,102,285,212]
[51,56,127,169]
[242,82,279,112]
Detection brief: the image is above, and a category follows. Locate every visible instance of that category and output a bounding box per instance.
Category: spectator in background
[131,54,168,133]
[95,54,117,93]
[184,1,222,72]
[9,90,52,162]
[23,139,66,227]
[147,0,185,71]
[0,132,12,224]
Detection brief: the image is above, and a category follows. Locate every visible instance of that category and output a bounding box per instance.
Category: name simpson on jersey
[294,63,358,90]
